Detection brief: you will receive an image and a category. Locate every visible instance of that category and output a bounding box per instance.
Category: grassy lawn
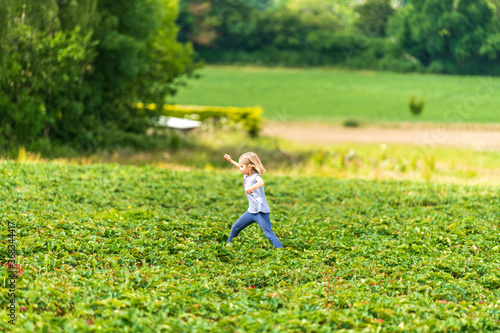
[170,66,500,124]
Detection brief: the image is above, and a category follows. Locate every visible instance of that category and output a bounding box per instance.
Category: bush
[343,118,360,128]
[197,32,422,72]
[408,94,425,116]
[139,103,264,137]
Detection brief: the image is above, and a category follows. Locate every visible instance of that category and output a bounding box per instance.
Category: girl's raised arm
[224,154,240,169]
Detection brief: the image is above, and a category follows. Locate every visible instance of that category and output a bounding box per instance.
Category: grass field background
[162,131,500,186]
[170,66,500,124]
[17,128,500,185]
[2,161,499,332]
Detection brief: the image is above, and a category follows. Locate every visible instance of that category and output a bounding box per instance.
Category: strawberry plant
[0,161,498,332]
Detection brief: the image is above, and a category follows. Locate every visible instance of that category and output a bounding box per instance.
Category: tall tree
[388,0,497,72]
[0,0,98,146]
[0,0,197,150]
[354,0,395,37]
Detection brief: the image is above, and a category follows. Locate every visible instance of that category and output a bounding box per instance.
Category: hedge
[135,103,263,137]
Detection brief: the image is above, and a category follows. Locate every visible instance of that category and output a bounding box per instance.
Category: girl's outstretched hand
[224,154,232,162]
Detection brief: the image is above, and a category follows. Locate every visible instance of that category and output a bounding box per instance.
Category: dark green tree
[354,0,395,37]
[0,0,197,151]
[388,0,499,73]
[0,0,98,147]
[176,0,272,51]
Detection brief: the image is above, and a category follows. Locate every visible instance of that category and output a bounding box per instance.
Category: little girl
[223,152,283,248]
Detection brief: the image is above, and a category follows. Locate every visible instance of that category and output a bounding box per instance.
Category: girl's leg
[255,212,283,248]
[227,211,256,242]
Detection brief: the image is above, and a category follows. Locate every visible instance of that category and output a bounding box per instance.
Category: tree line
[0,0,198,153]
[178,0,500,75]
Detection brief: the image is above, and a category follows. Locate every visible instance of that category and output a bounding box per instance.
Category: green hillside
[170,66,500,124]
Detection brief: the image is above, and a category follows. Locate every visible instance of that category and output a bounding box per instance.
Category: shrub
[408,94,425,116]
[138,104,264,137]
[343,118,360,127]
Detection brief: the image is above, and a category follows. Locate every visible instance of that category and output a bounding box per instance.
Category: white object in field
[156,116,201,129]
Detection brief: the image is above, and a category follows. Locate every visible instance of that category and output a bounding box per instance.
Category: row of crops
[0,161,499,332]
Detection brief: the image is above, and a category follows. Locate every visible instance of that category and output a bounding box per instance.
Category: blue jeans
[228,211,283,248]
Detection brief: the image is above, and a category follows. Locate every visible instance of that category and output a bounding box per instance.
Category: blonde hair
[239,152,267,175]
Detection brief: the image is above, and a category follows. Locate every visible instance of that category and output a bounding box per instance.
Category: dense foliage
[389,0,500,74]
[2,162,499,331]
[354,0,394,38]
[0,0,197,152]
[178,0,500,74]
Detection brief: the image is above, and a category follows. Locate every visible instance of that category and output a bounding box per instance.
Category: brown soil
[262,121,500,151]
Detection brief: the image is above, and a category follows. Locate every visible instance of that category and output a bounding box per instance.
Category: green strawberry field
[1,161,499,332]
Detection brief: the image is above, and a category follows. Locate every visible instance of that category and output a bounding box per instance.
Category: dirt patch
[262,121,500,151]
